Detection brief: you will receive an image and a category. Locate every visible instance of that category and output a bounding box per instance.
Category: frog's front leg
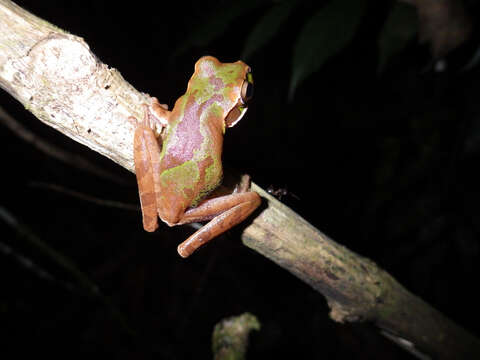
[176,189,261,257]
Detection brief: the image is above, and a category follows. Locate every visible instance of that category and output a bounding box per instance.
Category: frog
[131,56,261,258]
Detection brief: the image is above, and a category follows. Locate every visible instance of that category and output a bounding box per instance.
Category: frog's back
[156,94,225,224]
[155,55,249,224]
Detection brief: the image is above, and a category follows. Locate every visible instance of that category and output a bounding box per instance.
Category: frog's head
[191,56,253,129]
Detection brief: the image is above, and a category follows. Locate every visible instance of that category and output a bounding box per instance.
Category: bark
[1,1,479,358]
[0,0,149,171]
[241,194,480,358]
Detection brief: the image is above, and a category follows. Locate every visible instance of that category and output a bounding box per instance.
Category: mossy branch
[212,313,260,360]
[1,1,479,358]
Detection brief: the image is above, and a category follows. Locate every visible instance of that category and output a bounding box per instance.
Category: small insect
[267,185,300,201]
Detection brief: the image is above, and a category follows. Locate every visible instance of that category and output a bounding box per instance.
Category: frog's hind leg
[133,123,164,232]
[131,98,172,232]
[176,191,261,257]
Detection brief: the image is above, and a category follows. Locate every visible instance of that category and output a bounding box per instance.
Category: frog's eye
[225,69,252,128]
[241,71,254,104]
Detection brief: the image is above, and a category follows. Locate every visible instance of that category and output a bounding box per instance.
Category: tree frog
[131,56,261,258]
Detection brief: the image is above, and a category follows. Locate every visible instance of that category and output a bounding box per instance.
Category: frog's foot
[148,97,170,136]
[128,97,170,138]
[233,174,252,193]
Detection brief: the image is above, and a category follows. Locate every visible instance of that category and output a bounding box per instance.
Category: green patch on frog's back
[188,77,212,104]
[160,160,199,199]
[188,62,245,104]
[159,153,222,207]
[215,63,245,86]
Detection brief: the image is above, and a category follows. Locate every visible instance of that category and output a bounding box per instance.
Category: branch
[0,0,148,171]
[242,193,480,358]
[1,1,479,358]
[212,313,260,360]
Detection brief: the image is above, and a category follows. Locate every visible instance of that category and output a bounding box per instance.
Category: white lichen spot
[31,37,96,81]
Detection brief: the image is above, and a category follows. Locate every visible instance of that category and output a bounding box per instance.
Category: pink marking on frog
[209,76,224,91]
[162,93,224,169]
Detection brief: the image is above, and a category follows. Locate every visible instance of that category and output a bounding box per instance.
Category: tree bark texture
[1,1,479,358]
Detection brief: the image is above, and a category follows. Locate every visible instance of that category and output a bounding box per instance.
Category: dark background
[1,0,480,358]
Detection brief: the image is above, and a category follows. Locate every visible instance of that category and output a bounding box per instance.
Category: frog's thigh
[134,125,163,232]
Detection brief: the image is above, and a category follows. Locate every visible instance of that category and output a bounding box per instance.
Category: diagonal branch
[1,1,479,358]
[0,0,148,171]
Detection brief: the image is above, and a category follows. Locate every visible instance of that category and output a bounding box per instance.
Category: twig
[29,181,140,211]
[0,105,128,184]
[29,181,200,231]
[0,205,134,336]
[212,313,260,360]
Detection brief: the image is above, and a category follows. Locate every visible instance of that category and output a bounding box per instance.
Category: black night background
[1,0,480,359]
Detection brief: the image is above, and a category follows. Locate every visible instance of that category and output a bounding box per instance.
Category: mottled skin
[132,56,260,257]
